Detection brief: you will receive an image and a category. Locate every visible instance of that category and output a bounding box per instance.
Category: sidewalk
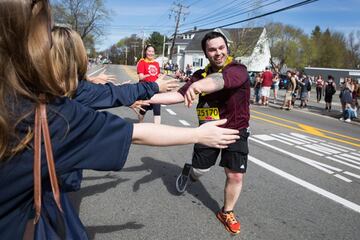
[252,88,360,125]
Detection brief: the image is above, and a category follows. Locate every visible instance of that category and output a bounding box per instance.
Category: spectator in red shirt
[260,67,273,106]
[137,45,162,124]
[149,31,250,235]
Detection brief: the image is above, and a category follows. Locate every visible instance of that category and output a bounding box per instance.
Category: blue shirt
[0,97,133,239]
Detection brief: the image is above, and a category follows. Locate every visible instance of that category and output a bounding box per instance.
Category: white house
[166,27,271,73]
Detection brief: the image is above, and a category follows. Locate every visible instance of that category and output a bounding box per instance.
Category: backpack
[306,82,312,91]
[326,83,336,95]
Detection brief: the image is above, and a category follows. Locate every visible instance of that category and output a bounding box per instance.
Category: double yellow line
[251,110,360,148]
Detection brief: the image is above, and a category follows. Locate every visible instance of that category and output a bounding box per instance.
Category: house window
[193,57,203,67]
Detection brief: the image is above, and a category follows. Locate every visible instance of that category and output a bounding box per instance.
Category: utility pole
[162,34,166,67]
[169,2,189,62]
[125,46,128,65]
[141,29,145,56]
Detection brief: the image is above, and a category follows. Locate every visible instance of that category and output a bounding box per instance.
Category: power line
[182,0,281,29]
[182,0,281,27]
[181,0,319,32]
[183,0,246,25]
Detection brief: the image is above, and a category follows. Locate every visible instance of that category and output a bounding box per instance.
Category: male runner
[150,31,250,234]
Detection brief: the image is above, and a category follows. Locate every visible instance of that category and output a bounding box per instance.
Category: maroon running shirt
[178,62,250,130]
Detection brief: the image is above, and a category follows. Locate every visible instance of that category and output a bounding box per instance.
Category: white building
[166,27,271,72]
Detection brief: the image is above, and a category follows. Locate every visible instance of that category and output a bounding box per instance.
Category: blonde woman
[0,1,239,238]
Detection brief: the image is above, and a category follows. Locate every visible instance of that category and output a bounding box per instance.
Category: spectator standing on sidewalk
[260,67,273,106]
[316,75,324,102]
[298,75,310,108]
[137,45,162,124]
[339,77,354,121]
[324,75,337,111]
[281,71,297,110]
[352,78,359,109]
[253,73,262,104]
[272,73,280,104]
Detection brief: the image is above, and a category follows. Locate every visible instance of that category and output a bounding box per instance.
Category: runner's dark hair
[201,31,228,57]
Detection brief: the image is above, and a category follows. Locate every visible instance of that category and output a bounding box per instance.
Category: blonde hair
[51,26,88,97]
[0,0,64,160]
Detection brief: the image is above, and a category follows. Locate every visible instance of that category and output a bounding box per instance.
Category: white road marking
[290,133,323,143]
[253,134,293,145]
[334,174,353,183]
[350,152,360,157]
[343,171,360,179]
[340,154,360,162]
[249,155,360,214]
[179,120,191,126]
[319,143,349,153]
[270,134,304,145]
[326,157,360,170]
[279,133,310,144]
[161,105,167,107]
[249,137,335,174]
[304,144,341,155]
[166,109,177,115]
[324,142,356,152]
[88,67,105,77]
[331,155,360,166]
[295,145,324,156]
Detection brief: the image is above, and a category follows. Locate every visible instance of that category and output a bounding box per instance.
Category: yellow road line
[252,110,360,142]
[251,115,360,148]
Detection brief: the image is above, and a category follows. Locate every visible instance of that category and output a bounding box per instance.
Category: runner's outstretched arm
[184,72,224,107]
[149,91,185,105]
[132,119,239,149]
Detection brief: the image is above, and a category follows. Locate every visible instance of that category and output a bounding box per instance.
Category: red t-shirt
[137,58,160,82]
[261,70,273,87]
[178,62,250,130]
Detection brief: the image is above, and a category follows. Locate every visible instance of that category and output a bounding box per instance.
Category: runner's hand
[184,82,202,108]
[196,119,239,148]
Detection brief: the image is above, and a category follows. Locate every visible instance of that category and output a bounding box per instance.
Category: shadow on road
[86,222,145,240]
[69,177,137,239]
[121,157,221,213]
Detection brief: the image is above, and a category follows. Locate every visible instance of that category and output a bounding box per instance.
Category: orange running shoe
[216,210,241,234]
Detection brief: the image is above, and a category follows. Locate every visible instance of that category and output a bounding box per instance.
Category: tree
[52,0,110,50]
[116,34,143,65]
[266,22,306,71]
[318,29,347,68]
[346,31,360,68]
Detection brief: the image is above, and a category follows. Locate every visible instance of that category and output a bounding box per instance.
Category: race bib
[196,107,220,121]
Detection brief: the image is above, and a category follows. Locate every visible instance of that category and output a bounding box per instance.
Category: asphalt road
[71,64,360,240]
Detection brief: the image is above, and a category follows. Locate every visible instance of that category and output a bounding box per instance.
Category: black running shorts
[192,128,249,173]
[139,103,161,116]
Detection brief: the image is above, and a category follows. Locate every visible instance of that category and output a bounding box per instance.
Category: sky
[96,0,360,51]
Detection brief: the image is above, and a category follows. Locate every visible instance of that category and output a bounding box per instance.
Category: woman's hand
[155,74,179,92]
[195,119,239,148]
[130,100,150,115]
[88,70,116,84]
